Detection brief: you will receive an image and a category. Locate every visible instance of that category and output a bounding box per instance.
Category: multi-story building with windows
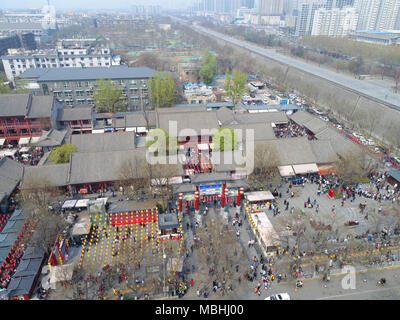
[0,94,61,146]
[354,0,400,31]
[311,7,358,36]
[19,66,157,112]
[1,40,121,82]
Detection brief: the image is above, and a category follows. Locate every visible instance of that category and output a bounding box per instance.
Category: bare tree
[248,143,281,189]
[194,214,247,298]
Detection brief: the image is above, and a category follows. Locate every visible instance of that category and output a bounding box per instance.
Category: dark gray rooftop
[21,164,70,189]
[0,158,24,199]
[0,94,29,117]
[70,131,136,153]
[57,107,92,121]
[26,96,54,119]
[26,66,156,82]
[35,129,68,147]
[388,170,400,183]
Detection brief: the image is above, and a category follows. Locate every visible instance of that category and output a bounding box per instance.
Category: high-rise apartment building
[311,7,358,36]
[354,0,400,30]
[259,0,285,14]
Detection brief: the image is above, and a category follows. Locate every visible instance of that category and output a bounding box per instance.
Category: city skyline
[1,0,193,10]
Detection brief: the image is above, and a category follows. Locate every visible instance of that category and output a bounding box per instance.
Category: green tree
[49,144,78,164]
[145,128,178,156]
[148,73,177,109]
[213,127,239,152]
[347,56,364,76]
[0,73,10,93]
[93,78,124,113]
[199,49,217,85]
[223,70,248,106]
[14,79,29,93]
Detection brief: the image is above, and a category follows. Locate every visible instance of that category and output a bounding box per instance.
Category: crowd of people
[274,121,307,139]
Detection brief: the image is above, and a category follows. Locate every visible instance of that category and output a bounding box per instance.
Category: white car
[265,293,290,300]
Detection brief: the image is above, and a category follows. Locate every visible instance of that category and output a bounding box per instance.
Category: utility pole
[162,245,168,296]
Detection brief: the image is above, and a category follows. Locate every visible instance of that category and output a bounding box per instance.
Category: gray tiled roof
[255,137,316,166]
[35,129,68,147]
[0,158,24,198]
[234,111,288,124]
[157,109,219,136]
[388,170,400,183]
[190,172,233,184]
[315,127,363,158]
[17,68,49,79]
[68,149,148,185]
[118,111,156,128]
[70,131,136,153]
[26,96,54,119]
[0,94,29,117]
[6,274,36,297]
[12,257,43,278]
[216,107,236,125]
[309,139,339,164]
[228,122,276,141]
[289,110,328,135]
[21,164,70,189]
[30,66,156,82]
[211,150,246,173]
[57,107,92,121]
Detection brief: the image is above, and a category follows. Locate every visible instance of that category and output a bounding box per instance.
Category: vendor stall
[278,165,295,177]
[292,163,319,175]
[62,200,77,210]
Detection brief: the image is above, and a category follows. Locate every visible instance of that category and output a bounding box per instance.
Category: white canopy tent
[74,199,90,208]
[278,165,295,177]
[197,143,209,151]
[250,211,280,252]
[30,136,41,143]
[0,149,17,159]
[19,147,30,153]
[245,191,275,202]
[136,127,147,133]
[18,137,31,145]
[96,197,108,206]
[292,163,319,175]
[62,200,77,209]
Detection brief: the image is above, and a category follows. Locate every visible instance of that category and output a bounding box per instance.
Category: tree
[148,73,177,109]
[18,176,65,256]
[134,53,169,71]
[0,73,10,93]
[118,157,150,198]
[145,128,179,157]
[334,150,375,185]
[223,70,248,106]
[49,144,78,164]
[14,79,29,93]
[94,78,124,113]
[194,212,247,298]
[199,50,217,85]
[212,127,240,152]
[347,56,364,77]
[248,143,280,189]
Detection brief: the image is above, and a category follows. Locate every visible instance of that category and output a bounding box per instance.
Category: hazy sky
[1,0,191,10]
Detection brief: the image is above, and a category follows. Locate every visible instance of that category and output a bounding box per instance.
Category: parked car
[265,293,290,300]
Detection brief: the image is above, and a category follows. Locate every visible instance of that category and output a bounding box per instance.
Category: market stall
[292,163,319,175]
[278,165,295,177]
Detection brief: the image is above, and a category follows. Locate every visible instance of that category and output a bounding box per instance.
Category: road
[173,17,400,111]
